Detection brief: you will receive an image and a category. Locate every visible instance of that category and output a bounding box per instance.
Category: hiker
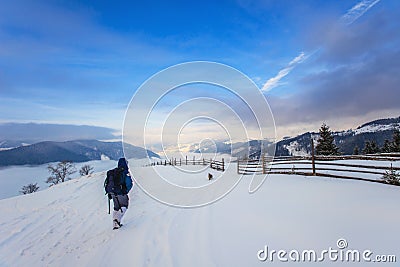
[104,158,133,230]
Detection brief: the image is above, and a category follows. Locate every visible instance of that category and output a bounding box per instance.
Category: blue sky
[1,0,399,142]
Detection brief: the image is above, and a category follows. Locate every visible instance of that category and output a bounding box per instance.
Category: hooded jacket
[117,158,133,194]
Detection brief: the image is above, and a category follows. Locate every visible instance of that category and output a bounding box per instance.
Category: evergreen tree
[353,145,359,155]
[315,123,339,155]
[392,129,400,152]
[382,165,400,185]
[363,140,380,154]
[363,141,372,154]
[370,140,380,154]
[382,139,392,153]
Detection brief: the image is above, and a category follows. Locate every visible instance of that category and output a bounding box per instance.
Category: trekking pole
[108,196,110,214]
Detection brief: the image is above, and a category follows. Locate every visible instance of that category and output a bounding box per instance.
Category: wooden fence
[237,144,400,186]
[146,156,225,171]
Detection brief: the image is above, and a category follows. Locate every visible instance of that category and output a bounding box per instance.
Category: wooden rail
[237,145,400,186]
[145,156,225,172]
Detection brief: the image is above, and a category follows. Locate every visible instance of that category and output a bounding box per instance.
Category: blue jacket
[118,158,133,193]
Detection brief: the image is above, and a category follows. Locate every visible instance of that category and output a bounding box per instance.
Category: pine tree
[370,140,380,154]
[382,165,400,185]
[353,145,359,155]
[315,123,340,155]
[392,129,400,152]
[382,139,392,153]
[363,141,371,154]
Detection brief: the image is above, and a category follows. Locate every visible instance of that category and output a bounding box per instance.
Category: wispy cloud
[340,0,381,26]
[261,0,381,93]
[261,52,308,92]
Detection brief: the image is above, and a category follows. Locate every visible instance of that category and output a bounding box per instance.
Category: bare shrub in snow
[46,161,76,186]
[20,183,40,194]
[79,164,94,176]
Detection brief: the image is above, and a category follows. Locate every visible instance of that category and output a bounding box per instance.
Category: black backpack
[104,167,127,195]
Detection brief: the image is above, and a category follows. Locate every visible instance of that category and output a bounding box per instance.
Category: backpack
[104,167,127,195]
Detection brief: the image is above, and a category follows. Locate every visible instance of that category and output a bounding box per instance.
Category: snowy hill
[0,160,399,266]
[186,116,400,158]
[275,116,400,156]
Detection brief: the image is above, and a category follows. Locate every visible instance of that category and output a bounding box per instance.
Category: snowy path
[0,164,399,266]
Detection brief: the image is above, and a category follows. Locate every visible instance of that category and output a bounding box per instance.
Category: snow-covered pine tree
[382,164,400,185]
[315,123,339,156]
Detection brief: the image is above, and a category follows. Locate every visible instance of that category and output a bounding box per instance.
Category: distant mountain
[0,140,32,151]
[189,139,271,159]
[188,116,400,158]
[0,140,159,166]
[275,116,400,156]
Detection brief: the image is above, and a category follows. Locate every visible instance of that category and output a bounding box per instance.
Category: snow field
[0,159,399,266]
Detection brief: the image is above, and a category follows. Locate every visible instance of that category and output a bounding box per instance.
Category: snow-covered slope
[0,161,399,266]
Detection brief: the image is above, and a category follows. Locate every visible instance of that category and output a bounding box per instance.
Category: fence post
[193,156,195,165]
[186,155,188,165]
[262,153,265,174]
[180,158,181,166]
[311,138,316,175]
[203,158,205,165]
[222,158,224,171]
[237,159,240,174]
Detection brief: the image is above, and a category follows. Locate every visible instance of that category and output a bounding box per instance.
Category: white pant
[113,207,127,223]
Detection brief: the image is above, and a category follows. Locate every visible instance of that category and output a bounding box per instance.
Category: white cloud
[261,52,307,92]
[261,0,380,93]
[340,0,381,26]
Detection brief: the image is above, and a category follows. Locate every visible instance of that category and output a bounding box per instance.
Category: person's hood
[118,158,129,170]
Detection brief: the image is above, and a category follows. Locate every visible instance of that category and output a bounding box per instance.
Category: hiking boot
[113,219,122,230]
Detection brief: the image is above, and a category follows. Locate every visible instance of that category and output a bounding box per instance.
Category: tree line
[315,123,400,156]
